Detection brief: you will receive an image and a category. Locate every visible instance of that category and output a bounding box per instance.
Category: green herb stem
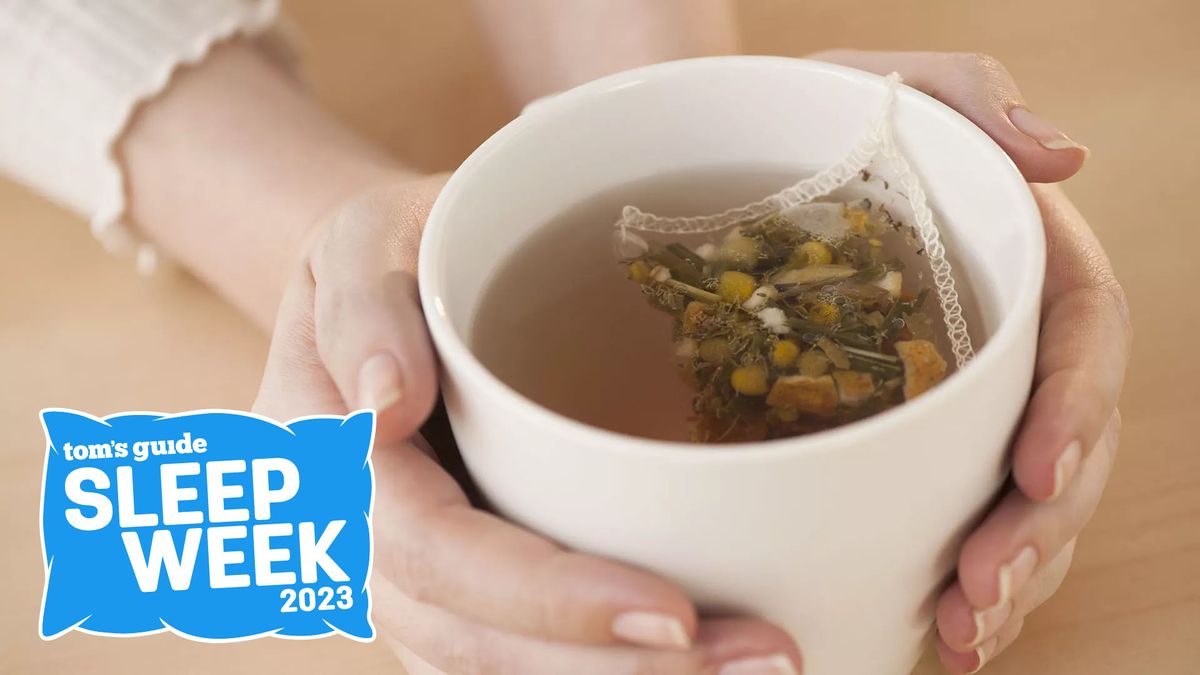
[664,279,721,303]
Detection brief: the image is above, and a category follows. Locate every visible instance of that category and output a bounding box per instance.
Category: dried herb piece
[622,200,950,442]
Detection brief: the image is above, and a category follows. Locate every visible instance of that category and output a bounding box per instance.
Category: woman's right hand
[251,176,804,675]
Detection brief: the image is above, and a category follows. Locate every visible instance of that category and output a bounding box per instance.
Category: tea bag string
[614,72,975,368]
[874,98,975,368]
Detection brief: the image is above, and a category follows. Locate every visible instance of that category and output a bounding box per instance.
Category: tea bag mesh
[614,73,975,368]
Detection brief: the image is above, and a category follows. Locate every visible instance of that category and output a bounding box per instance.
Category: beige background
[2,0,1198,673]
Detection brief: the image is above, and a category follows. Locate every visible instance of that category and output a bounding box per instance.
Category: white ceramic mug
[418,56,1044,675]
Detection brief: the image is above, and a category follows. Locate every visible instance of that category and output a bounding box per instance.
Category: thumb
[316,266,439,445]
[809,50,1089,183]
[309,191,440,445]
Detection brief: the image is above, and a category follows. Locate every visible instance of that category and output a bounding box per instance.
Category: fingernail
[969,600,1012,648]
[718,653,800,675]
[989,546,1039,611]
[1008,107,1089,156]
[611,611,691,649]
[968,636,999,673]
[1050,440,1083,500]
[358,351,403,411]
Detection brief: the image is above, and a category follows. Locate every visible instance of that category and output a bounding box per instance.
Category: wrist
[284,164,419,301]
[121,40,418,329]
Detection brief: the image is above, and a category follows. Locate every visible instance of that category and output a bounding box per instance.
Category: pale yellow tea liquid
[470,167,976,442]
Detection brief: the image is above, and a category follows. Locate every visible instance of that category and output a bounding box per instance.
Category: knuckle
[1060,536,1079,563]
[1047,283,1131,359]
[999,615,1025,648]
[278,315,323,375]
[390,616,487,675]
[313,284,374,361]
[955,51,1007,77]
[1072,245,1132,343]
[1100,278,1134,344]
[959,492,1021,570]
[1099,408,1122,465]
[1054,451,1108,541]
[1096,269,1128,310]
[270,266,322,363]
[527,577,556,637]
[524,549,581,637]
[379,515,442,606]
[383,605,475,675]
[1038,541,1076,600]
[459,632,520,675]
[395,544,440,606]
[1109,408,1123,439]
[1060,482,1099,540]
[436,637,484,675]
[390,631,452,675]
[1012,552,1070,614]
[340,181,433,271]
[317,281,371,326]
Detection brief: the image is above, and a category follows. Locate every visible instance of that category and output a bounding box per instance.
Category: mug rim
[418,55,1045,463]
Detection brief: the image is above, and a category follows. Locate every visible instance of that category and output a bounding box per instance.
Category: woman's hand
[251,177,804,675]
[239,42,1127,674]
[121,38,798,674]
[811,51,1131,672]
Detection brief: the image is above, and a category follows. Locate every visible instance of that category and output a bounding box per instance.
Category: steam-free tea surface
[470,167,977,442]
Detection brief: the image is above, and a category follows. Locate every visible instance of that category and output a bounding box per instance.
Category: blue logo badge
[39,409,376,642]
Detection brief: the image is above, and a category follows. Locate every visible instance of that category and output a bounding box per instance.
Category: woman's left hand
[810,50,1132,672]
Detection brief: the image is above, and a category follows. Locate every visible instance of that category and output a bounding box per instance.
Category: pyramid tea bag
[614,74,975,443]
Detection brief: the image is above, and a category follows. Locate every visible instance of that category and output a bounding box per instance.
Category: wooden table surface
[2,1,1197,673]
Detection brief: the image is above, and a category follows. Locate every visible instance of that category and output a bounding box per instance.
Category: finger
[252,263,346,419]
[979,616,1025,670]
[936,538,1076,652]
[310,190,440,441]
[808,50,1087,183]
[388,638,446,675]
[376,577,802,675]
[935,583,1011,654]
[1012,537,1076,618]
[935,616,1024,675]
[1012,184,1132,501]
[934,634,979,675]
[694,618,803,674]
[956,413,1118,613]
[373,439,700,649]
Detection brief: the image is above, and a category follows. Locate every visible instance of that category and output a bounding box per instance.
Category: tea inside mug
[469,165,984,442]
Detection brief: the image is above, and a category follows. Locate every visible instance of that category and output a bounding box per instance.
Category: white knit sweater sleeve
[0,0,279,271]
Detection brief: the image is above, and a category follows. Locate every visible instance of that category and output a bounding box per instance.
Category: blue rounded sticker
[38,409,376,642]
